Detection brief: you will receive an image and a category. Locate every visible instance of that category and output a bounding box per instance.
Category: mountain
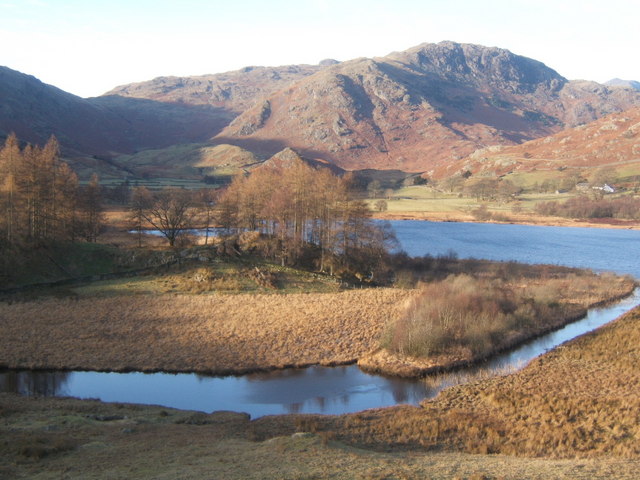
[3,42,640,179]
[455,106,640,178]
[0,66,233,176]
[212,42,640,173]
[104,64,324,114]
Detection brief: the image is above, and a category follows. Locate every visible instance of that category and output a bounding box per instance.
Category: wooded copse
[0,134,104,249]
[216,159,398,280]
[131,157,398,282]
[1,131,396,283]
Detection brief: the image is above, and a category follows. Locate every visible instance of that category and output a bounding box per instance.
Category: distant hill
[606,78,640,91]
[3,42,640,180]
[213,42,640,173]
[0,66,233,177]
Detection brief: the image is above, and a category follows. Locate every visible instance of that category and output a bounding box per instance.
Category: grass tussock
[7,395,640,480]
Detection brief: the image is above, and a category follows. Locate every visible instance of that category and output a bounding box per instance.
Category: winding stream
[2,221,640,417]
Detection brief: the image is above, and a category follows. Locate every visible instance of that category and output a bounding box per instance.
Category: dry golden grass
[360,272,635,377]
[4,392,640,479]
[2,278,640,476]
[0,289,412,374]
[319,305,640,459]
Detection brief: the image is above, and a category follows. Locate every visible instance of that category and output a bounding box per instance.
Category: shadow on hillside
[91,95,237,150]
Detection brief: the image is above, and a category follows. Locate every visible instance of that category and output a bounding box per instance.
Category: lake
[2,221,639,417]
[391,220,640,277]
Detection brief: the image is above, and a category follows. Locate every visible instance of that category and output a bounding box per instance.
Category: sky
[1,0,639,98]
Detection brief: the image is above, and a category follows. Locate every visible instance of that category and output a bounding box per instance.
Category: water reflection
[2,291,638,418]
[0,370,71,396]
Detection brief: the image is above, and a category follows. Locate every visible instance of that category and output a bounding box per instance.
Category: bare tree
[129,186,153,247]
[141,188,196,247]
[0,133,21,243]
[195,188,217,245]
[77,173,104,242]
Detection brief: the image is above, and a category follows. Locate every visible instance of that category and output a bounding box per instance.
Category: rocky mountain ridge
[2,41,640,178]
[214,42,640,173]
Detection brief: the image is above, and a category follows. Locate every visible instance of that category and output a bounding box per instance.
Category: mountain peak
[4,42,640,179]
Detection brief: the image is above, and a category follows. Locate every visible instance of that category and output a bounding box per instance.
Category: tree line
[535,195,640,220]
[130,156,397,282]
[0,134,104,249]
[1,133,396,283]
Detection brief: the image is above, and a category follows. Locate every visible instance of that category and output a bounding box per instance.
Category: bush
[382,275,566,358]
[535,196,640,220]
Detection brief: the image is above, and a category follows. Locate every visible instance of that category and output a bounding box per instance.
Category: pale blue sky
[1,0,638,98]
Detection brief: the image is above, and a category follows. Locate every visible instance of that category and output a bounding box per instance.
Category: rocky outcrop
[214,42,640,172]
[459,105,640,175]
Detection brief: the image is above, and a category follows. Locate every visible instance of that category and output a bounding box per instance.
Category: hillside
[0,66,233,177]
[456,106,640,179]
[104,64,324,114]
[3,42,640,179]
[606,78,640,91]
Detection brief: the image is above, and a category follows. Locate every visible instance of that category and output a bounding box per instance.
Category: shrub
[382,275,571,358]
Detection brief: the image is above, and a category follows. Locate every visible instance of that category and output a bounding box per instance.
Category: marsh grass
[0,289,411,374]
[381,272,634,361]
[330,306,640,459]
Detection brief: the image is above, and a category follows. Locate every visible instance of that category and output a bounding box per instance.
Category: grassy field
[5,304,640,478]
[5,392,640,480]
[368,185,640,229]
[1,253,632,376]
[70,258,344,297]
[0,288,412,374]
[368,185,574,216]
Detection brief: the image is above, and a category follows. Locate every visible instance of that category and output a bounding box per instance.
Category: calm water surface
[3,221,639,417]
[392,220,640,277]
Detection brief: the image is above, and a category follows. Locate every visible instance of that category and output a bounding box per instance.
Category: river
[2,221,639,417]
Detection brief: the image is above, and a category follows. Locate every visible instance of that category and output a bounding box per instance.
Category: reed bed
[361,272,635,377]
[0,289,412,374]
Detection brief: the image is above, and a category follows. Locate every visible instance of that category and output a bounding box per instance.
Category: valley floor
[0,273,633,376]
[1,252,639,478]
[4,304,640,478]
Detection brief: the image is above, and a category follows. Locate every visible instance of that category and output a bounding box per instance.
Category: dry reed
[326,305,640,459]
[363,272,635,377]
[0,289,412,374]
